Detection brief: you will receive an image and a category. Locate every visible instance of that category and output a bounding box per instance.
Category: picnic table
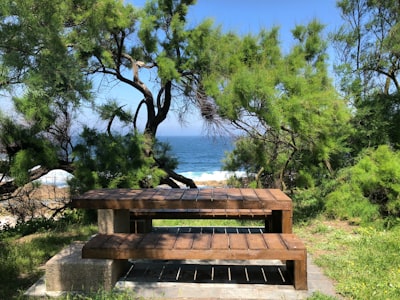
[71,188,293,234]
[70,188,307,290]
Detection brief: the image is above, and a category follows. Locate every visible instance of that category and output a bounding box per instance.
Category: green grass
[296,219,400,299]
[153,219,263,227]
[0,215,97,300]
[57,289,143,300]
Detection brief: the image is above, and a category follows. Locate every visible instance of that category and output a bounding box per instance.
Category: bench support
[267,210,293,233]
[98,209,130,234]
[45,242,129,292]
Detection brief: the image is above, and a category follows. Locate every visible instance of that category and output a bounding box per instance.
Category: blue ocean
[158,136,244,182]
[38,136,243,186]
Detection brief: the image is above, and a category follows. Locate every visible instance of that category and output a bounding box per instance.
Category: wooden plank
[196,189,214,209]
[268,189,292,201]
[136,189,158,200]
[226,188,243,201]
[210,188,229,209]
[254,189,292,210]
[263,234,286,250]
[281,234,306,250]
[228,234,248,250]
[138,233,160,249]
[192,233,212,250]
[197,189,213,200]
[253,189,274,204]
[81,188,140,200]
[212,188,228,200]
[240,188,259,201]
[246,234,267,250]
[151,189,172,200]
[83,234,112,249]
[119,233,145,249]
[82,234,124,259]
[82,233,304,262]
[163,189,185,200]
[180,189,199,200]
[211,233,229,250]
[156,233,178,249]
[174,233,195,250]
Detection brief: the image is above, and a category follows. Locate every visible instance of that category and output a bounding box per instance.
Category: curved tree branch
[0,162,75,196]
[133,99,147,131]
[164,168,197,188]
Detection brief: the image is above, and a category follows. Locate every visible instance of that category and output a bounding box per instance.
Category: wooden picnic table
[70,188,307,290]
[71,188,293,234]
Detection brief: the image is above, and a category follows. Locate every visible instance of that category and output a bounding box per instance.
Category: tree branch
[133,99,147,131]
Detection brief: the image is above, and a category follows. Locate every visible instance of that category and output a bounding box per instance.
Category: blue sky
[87,1,344,136]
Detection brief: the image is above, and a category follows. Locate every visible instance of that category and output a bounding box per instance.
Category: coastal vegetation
[1,0,400,299]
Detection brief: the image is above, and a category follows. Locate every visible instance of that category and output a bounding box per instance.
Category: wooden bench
[82,232,307,290]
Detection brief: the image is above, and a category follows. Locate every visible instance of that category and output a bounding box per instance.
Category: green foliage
[157,54,180,82]
[0,0,93,189]
[325,145,400,225]
[221,22,351,189]
[291,188,326,224]
[10,145,58,185]
[349,92,400,153]
[153,139,179,170]
[334,0,400,153]
[0,215,97,300]
[0,112,59,185]
[71,129,166,193]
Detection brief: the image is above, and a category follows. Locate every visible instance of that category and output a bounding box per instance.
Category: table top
[71,188,292,210]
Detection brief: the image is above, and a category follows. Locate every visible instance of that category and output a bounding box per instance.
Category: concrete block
[98,209,130,233]
[45,242,129,292]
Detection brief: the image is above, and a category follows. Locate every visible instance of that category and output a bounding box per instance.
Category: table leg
[98,209,130,234]
[269,210,292,233]
[130,219,152,233]
[281,210,293,233]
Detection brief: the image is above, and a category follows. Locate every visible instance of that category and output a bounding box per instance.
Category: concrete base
[26,253,339,299]
[45,242,129,292]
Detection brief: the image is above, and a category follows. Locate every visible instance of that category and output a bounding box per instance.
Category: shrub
[324,145,400,226]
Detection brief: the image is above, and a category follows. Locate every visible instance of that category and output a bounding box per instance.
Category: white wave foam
[35,169,245,187]
[36,169,73,187]
[179,170,246,182]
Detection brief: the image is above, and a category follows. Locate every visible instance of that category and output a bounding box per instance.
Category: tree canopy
[0,0,225,192]
[216,22,351,189]
[333,0,400,152]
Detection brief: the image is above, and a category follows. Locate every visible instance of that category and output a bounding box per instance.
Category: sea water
[37,135,243,186]
[158,135,244,182]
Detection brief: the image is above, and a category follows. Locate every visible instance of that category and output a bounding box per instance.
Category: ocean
[38,136,242,186]
[158,136,244,182]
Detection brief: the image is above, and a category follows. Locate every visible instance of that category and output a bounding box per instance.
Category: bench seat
[82,232,307,290]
